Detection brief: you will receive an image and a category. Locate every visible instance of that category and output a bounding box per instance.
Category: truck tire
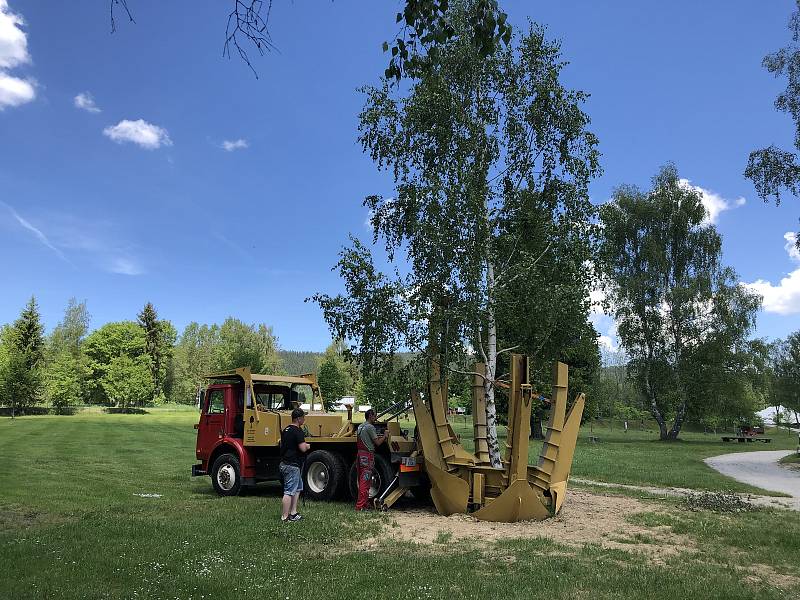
[303,450,346,501]
[348,453,393,501]
[211,453,242,496]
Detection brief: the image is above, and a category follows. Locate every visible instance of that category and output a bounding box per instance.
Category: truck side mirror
[196,388,205,412]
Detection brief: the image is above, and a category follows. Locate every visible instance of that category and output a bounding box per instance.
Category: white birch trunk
[484,258,502,468]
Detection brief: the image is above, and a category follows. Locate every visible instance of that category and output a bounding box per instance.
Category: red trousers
[355,448,374,510]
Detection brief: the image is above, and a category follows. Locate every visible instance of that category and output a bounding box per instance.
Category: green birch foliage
[746,0,800,221]
[773,332,800,416]
[315,4,600,380]
[45,298,91,412]
[168,322,217,405]
[317,357,350,411]
[316,340,357,410]
[167,318,284,405]
[598,165,761,440]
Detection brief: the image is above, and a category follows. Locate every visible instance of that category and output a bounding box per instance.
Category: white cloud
[221,138,248,151]
[103,119,172,149]
[0,0,28,69]
[74,91,100,113]
[744,231,800,315]
[784,231,800,262]
[0,70,33,108]
[679,178,745,225]
[0,0,34,109]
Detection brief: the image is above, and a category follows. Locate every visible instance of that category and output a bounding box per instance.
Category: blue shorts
[280,463,303,496]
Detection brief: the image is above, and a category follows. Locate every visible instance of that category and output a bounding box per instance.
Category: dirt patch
[364,490,693,564]
[0,506,52,532]
[573,477,800,512]
[743,563,800,591]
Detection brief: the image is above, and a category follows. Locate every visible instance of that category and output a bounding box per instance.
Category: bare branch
[447,365,488,381]
[223,0,278,79]
[496,344,521,356]
[109,0,135,34]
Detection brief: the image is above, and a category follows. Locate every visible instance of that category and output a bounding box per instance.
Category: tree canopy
[745,0,800,236]
[110,0,511,81]
[314,3,600,465]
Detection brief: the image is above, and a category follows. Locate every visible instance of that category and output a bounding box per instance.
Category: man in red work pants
[355,408,389,510]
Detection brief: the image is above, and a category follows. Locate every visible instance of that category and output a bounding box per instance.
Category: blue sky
[1,1,800,352]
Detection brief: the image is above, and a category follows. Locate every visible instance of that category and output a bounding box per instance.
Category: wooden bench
[720,436,772,443]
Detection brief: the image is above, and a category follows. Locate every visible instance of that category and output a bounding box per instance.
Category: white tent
[757,405,799,425]
[331,396,355,411]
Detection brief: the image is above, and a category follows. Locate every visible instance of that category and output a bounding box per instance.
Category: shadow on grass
[104,407,149,415]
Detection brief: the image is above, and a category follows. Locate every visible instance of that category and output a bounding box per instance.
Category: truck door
[197,388,226,458]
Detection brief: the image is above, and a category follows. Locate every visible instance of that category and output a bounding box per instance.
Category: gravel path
[704,450,800,499]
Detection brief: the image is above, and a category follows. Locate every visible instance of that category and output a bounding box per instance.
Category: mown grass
[627,507,800,579]
[2,412,799,599]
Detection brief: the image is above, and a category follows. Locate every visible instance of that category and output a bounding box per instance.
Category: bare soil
[365,489,694,564]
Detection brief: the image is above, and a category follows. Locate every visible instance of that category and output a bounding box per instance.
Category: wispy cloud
[74,91,100,113]
[679,178,746,225]
[108,257,144,276]
[212,231,255,262]
[103,119,172,149]
[744,232,800,315]
[0,201,72,264]
[0,0,35,110]
[221,138,248,151]
[1,206,146,276]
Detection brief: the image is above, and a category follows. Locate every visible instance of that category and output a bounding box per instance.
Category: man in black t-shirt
[280,408,310,522]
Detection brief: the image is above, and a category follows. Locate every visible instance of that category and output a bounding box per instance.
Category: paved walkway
[574,450,800,511]
[704,450,800,500]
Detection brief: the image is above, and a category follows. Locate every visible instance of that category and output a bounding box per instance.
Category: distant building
[332,396,355,411]
[330,396,373,413]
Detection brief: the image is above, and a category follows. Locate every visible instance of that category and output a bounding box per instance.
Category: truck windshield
[291,384,316,409]
[254,385,289,410]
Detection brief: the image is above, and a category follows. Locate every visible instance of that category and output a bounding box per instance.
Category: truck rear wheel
[348,453,393,501]
[211,453,242,496]
[303,450,346,501]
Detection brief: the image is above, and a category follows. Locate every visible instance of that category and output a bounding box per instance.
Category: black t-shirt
[280,424,306,467]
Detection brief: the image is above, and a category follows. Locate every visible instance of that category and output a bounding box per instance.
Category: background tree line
[0,299,286,414]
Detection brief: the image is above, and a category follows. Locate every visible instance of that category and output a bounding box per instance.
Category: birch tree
[314,3,599,467]
[598,165,761,440]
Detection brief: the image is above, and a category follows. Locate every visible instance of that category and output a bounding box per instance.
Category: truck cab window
[206,390,225,415]
[256,392,286,410]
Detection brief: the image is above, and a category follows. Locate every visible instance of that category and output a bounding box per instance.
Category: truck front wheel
[211,453,242,496]
[303,450,346,501]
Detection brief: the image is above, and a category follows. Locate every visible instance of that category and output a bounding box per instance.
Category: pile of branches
[683,491,757,513]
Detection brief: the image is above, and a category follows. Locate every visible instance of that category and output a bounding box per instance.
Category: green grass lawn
[780,452,800,467]
[2,412,799,599]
